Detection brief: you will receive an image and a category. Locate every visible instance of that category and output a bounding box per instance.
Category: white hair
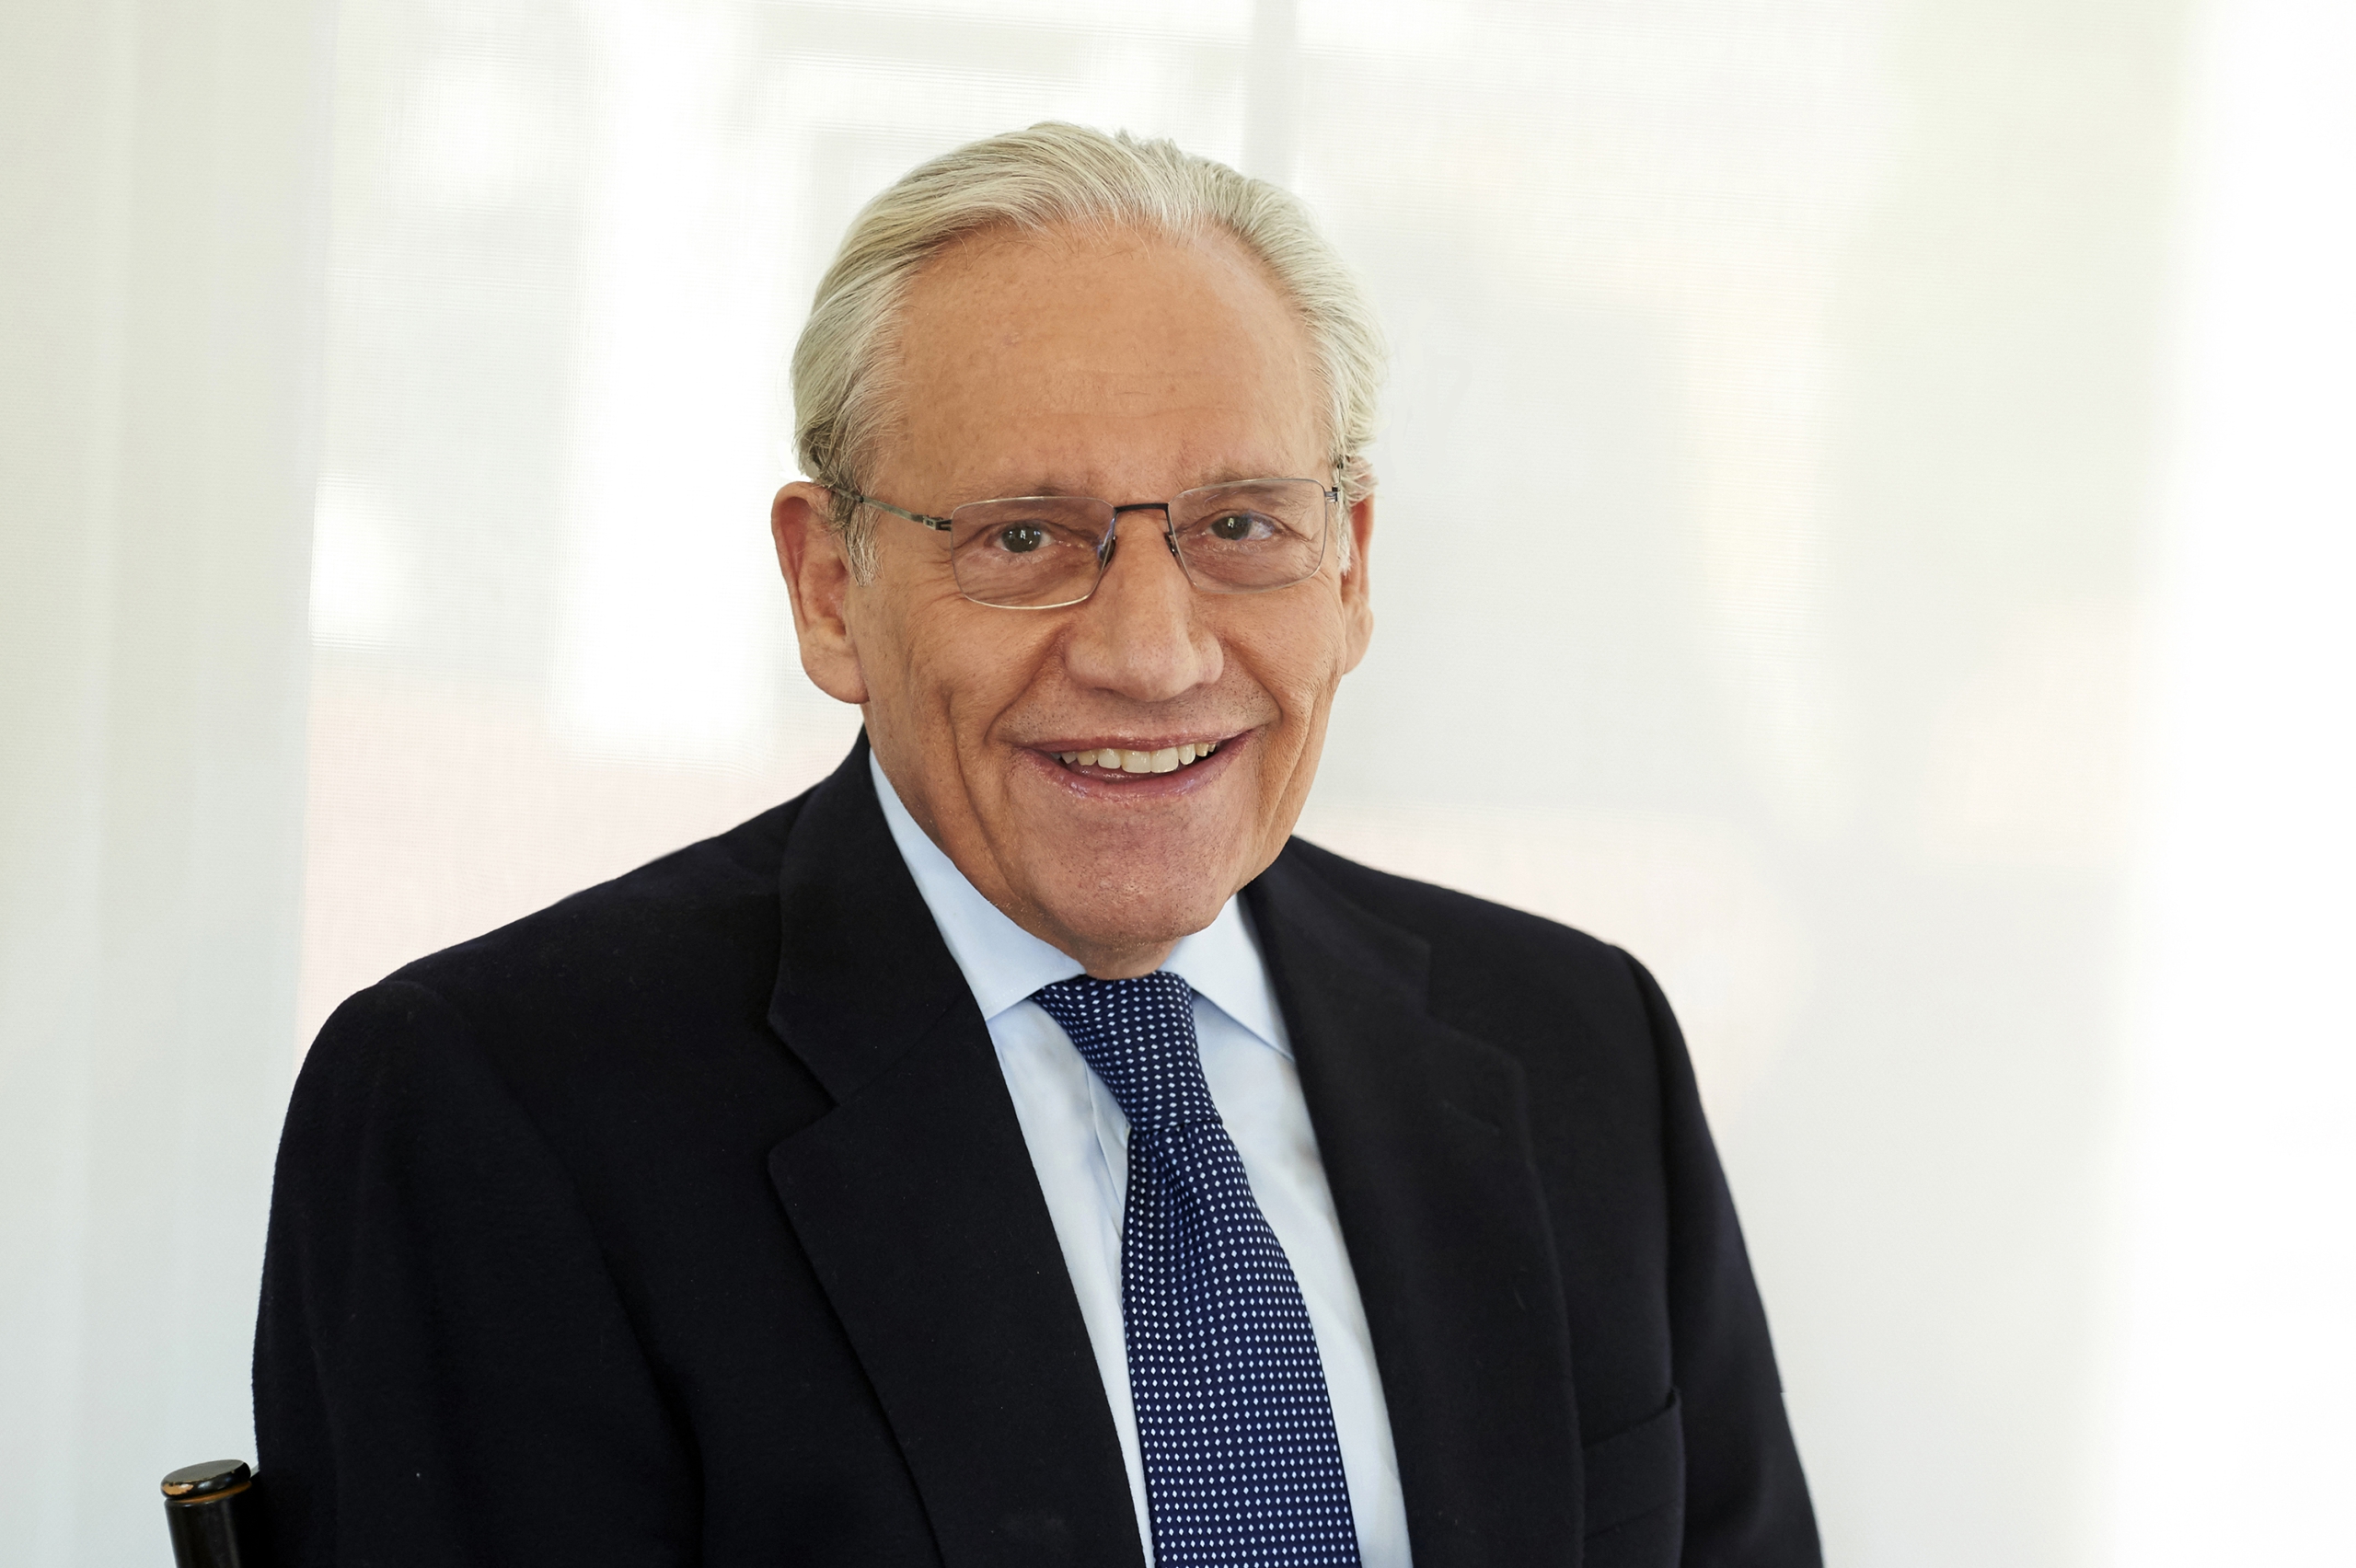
[791,121,1386,578]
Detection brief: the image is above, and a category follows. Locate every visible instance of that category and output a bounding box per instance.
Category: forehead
[882,223,1323,496]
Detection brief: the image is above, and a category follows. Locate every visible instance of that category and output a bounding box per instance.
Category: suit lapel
[1249,848,1587,1565]
[764,742,1143,1568]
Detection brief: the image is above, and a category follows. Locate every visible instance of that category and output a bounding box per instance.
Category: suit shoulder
[1277,836,1652,1036]
[372,793,804,1028]
[1282,836,1636,979]
[288,974,514,1140]
[287,789,832,1217]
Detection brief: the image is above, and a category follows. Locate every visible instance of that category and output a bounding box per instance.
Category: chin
[1039,878,1232,956]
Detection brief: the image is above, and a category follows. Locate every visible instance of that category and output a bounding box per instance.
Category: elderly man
[255,125,1818,1568]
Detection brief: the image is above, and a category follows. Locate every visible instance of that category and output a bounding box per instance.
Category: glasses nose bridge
[1098,499,1184,568]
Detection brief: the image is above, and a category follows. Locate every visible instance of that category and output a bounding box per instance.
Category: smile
[1053,739,1223,776]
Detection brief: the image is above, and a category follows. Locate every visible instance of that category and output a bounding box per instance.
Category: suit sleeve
[1622,951,1822,1568]
[252,978,699,1568]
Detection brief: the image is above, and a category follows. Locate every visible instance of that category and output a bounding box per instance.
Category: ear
[771,482,870,706]
[1338,492,1376,674]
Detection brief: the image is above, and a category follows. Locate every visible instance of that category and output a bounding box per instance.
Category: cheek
[905,612,1064,747]
[849,584,964,735]
[1234,606,1353,722]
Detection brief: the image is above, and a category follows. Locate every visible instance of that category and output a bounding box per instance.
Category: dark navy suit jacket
[254,738,1819,1566]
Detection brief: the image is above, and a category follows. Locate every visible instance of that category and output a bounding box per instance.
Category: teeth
[1055,740,1223,770]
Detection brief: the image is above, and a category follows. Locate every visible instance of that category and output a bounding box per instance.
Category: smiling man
[255,126,1819,1568]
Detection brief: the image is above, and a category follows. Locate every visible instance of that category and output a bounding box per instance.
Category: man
[255,124,1818,1568]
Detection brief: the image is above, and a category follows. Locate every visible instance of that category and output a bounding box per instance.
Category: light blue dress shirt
[871,753,1412,1567]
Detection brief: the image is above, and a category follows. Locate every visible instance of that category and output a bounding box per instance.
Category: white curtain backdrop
[4,1,2350,1563]
[1,1,330,1563]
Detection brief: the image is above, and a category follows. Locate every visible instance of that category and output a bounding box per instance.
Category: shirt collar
[869,750,1290,1056]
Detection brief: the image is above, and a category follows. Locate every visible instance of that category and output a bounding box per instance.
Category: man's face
[774,224,1374,977]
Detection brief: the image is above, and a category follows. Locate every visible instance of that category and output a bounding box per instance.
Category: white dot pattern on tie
[1033,972,1363,1568]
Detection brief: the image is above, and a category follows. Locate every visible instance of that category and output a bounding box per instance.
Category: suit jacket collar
[765,738,1145,1566]
[1248,854,1587,1564]
[767,736,971,1104]
[765,740,1585,1565]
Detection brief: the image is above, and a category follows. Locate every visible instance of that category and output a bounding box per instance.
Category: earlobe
[771,483,871,707]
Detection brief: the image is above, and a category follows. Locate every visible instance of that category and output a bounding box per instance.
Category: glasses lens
[1169,479,1331,593]
[947,496,1112,607]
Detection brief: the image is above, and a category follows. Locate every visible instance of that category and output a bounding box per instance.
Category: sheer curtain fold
[0,1,332,1561]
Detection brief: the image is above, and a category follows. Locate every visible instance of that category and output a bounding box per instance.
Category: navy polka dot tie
[1033,973,1362,1567]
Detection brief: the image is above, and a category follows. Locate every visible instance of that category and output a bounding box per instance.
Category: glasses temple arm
[853,494,953,532]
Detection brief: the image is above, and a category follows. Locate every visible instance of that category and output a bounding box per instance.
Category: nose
[1060,509,1223,703]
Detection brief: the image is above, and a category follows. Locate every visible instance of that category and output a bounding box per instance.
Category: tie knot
[1032,972,1216,1135]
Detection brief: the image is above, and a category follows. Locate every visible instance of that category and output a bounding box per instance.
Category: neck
[1065,938,1180,981]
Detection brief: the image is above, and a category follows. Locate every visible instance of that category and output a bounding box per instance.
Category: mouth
[1050,737,1224,779]
[1027,730,1243,786]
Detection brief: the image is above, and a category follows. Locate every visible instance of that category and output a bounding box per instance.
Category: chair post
[161,1459,260,1568]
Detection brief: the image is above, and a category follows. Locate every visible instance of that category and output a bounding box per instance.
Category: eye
[997,523,1047,554]
[1207,512,1266,542]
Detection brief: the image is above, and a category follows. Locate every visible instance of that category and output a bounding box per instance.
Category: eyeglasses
[853,477,1339,609]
